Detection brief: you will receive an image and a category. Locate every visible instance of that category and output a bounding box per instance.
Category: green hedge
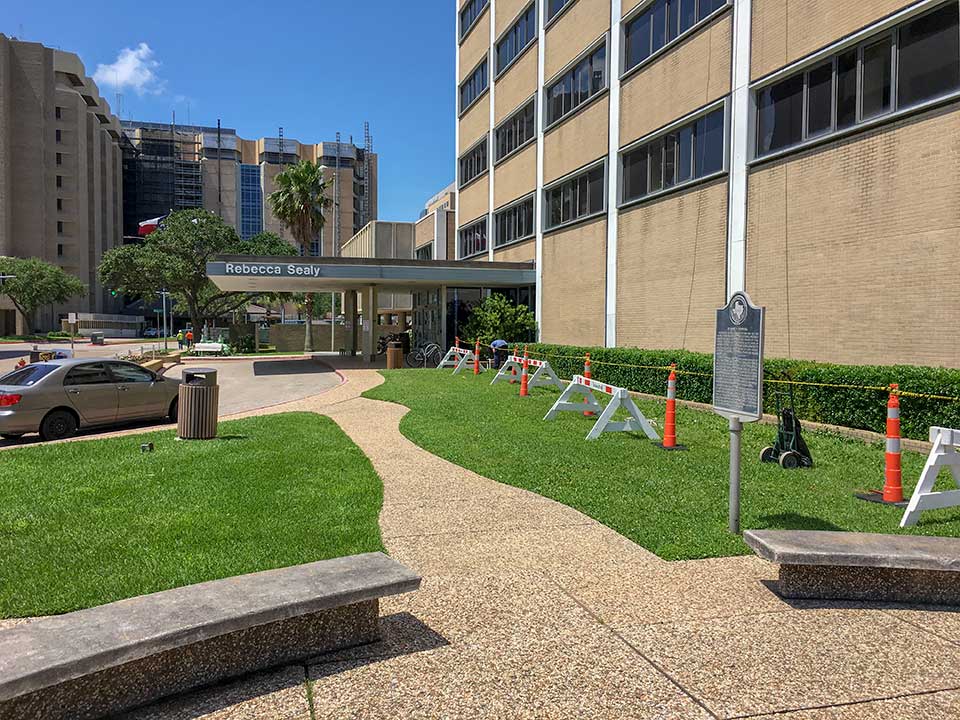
[522,343,960,441]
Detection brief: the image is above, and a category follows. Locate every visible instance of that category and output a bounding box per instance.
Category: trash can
[91,332,105,345]
[386,341,403,369]
[177,367,219,440]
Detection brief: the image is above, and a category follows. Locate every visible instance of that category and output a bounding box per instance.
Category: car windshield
[0,363,59,387]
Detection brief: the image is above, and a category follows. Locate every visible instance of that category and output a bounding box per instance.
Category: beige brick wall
[496,0,532,36]
[544,95,609,183]
[415,214,435,250]
[541,216,607,345]
[494,47,537,124]
[493,236,535,262]
[621,0,646,16]
[619,13,731,145]
[617,180,728,352]
[460,13,491,82]
[544,0,611,80]
[494,143,536,207]
[459,96,490,152]
[745,103,960,367]
[751,0,915,79]
[458,175,490,228]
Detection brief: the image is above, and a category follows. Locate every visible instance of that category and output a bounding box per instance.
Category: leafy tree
[0,256,86,332]
[461,293,537,347]
[99,210,295,332]
[266,160,330,351]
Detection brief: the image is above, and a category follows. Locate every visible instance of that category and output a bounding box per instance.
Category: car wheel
[40,409,78,441]
[0,433,23,440]
[168,398,179,423]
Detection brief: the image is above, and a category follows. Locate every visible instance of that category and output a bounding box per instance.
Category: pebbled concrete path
[55,370,960,718]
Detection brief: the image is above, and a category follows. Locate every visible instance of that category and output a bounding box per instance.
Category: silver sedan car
[0,358,181,441]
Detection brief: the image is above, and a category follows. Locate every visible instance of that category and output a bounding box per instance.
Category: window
[459,137,488,186]
[108,363,155,383]
[459,218,488,258]
[56,152,62,166]
[460,0,489,39]
[498,4,537,74]
[545,163,604,230]
[240,164,263,239]
[56,198,62,211]
[416,245,433,260]
[55,128,62,143]
[623,0,729,74]
[622,106,725,204]
[0,363,58,387]
[55,106,62,120]
[495,99,536,160]
[64,363,112,386]
[547,0,573,22]
[57,221,63,235]
[460,60,488,113]
[56,175,62,188]
[546,43,606,126]
[755,2,960,158]
[495,196,535,247]
[57,243,64,257]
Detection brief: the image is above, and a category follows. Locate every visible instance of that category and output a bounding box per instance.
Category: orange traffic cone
[511,345,519,384]
[473,339,481,375]
[583,353,595,417]
[856,384,905,505]
[519,346,530,397]
[658,364,686,450]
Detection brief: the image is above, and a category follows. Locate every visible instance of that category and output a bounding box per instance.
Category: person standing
[176,330,184,350]
[185,329,194,348]
[490,338,509,368]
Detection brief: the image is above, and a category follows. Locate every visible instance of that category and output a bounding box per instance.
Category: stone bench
[0,552,420,720]
[192,342,226,356]
[745,529,960,606]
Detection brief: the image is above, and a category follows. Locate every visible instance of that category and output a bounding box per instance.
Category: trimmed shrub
[522,343,960,440]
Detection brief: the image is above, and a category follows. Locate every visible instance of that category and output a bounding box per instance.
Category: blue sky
[5,1,456,221]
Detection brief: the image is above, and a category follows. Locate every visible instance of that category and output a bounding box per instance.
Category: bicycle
[406,342,443,368]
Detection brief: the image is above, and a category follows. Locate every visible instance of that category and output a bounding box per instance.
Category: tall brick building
[0,35,124,334]
[455,0,960,367]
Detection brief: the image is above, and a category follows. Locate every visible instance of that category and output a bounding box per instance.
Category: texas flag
[138,214,167,236]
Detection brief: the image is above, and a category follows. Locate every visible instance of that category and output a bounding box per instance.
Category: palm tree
[266,160,331,352]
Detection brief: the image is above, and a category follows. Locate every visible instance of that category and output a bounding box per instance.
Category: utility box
[90,332,105,345]
[386,341,403,369]
[177,367,219,440]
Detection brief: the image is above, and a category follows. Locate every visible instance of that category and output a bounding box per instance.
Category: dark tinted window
[547,0,572,21]
[497,4,537,74]
[458,218,488,258]
[460,61,489,113]
[0,364,59,387]
[459,138,488,186]
[496,100,536,160]
[806,61,833,137]
[836,50,858,129]
[109,363,155,383]
[494,196,535,247]
[757,73,804,155]
[460,0,489,39]
[861,36,893,120]
[897,4,960,108]
[546,44,606,125]
[544,164,604,229]
[64,363,112,386]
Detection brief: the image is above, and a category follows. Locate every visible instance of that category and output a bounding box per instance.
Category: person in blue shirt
[490,338,509,368]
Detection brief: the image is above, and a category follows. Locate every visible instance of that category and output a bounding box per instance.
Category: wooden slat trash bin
[386,341,403,369]
[177,367,219,440]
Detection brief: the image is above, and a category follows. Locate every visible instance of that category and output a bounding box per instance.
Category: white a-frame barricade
[491,355,563,390]
[900,426,960,527]
[544,375,660,441]
[438,346,479,374]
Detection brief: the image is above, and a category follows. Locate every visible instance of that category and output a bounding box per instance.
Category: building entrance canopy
[206,255,535,294]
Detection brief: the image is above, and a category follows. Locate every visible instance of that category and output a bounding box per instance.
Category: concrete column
[344,289,357,356]
[361,285,376,362]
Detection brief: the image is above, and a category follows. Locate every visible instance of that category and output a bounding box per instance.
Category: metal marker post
[729,417,742,533]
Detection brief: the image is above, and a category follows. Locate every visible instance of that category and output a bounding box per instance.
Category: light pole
[156,289,170,352]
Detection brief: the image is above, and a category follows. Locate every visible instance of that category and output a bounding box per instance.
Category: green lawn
[0,413,383,617]
[365,370,960,560]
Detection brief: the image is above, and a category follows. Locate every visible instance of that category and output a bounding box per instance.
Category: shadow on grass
[757,513,846,532]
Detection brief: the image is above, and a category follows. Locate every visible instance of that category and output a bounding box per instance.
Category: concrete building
[121,120,378,256]
[0,35,124,334]
[455,0,960,367]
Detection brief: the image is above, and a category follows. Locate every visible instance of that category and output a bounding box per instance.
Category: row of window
[495,196,535,247]
[459,138,488,187]
[460,60,489,114]
[546,0,573,23]
[545,163,605,229]
[460,0,489,40]
[497,3,537,75]
[757,2,959,157]
[624,0,728,74]
[546,43,606,126]
[495,99,535,161]
[622,107,724,203]
[415,244,433,260]
[459,217,488,258]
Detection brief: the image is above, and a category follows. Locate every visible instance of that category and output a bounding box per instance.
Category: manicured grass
[0,413,383,617]
[365,370,960,560]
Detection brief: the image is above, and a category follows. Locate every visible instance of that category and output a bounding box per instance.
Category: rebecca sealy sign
[712,291,765,421]
[220,262,330,277]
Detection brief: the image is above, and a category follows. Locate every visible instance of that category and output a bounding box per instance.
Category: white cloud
[93,43,164,96]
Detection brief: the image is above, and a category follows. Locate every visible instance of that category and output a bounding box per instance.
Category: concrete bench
[192,342,225,356]
[0,552,420,720]
[745,530,960,606]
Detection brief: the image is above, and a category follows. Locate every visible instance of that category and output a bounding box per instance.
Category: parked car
[142,327,160,338]
[0,359,181,441]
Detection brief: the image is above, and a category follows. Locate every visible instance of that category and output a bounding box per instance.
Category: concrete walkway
[114,368,960,719]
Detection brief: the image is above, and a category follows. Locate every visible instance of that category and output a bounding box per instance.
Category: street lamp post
[156,289,171,352]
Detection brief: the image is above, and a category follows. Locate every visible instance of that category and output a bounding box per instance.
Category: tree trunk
[304,292,314,352]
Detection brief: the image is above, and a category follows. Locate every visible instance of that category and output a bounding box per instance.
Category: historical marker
[713,291,765,534]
